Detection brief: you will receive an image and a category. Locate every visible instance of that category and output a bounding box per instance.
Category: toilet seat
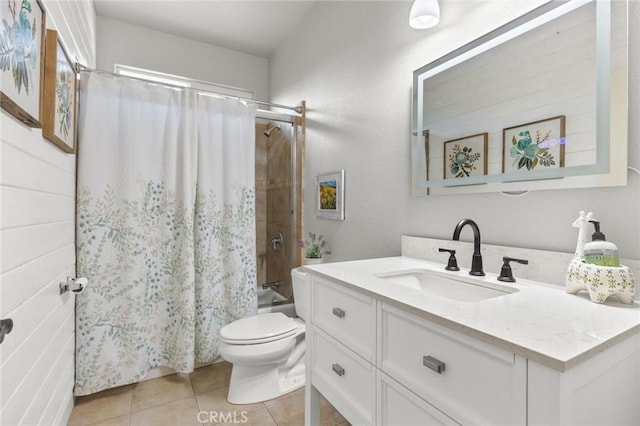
[220,313,298,345]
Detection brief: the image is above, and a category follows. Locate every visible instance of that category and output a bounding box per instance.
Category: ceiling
[92,0,318,58]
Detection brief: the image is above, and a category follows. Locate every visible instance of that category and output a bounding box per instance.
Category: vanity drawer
[378,303,526,425]
[312,325,375,425]
[377,371,459,426]
[312,275,375,361]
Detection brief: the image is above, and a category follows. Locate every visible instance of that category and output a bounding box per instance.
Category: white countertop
[303,256,640,372]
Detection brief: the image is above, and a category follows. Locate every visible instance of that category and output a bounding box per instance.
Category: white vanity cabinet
[527,335,640,425]
[307,274,526,425]
[305,267,640,426]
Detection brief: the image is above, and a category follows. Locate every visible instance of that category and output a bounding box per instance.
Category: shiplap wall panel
[24,335,75,425]
[48,355,76,425]
[1,221,75,273]
[1,116,77,172]
[0,1,96,424]
[1,267,74,363]
[1,142,76,196]
[0,244,74,315]
[1,187,75,229]
[423,2,601,180]
[1,308,74,425]
[423,1,628,189]
[43,0,97,68]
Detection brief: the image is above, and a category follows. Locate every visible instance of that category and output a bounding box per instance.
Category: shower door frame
[256,104,305,301]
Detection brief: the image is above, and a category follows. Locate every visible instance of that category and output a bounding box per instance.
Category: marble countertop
[303,256,640,372]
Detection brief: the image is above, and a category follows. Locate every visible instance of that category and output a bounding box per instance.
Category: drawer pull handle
[332,363,345,377]
[332,307,345,318]
[423,355,445,374]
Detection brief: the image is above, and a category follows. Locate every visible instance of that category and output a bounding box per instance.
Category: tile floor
[67,362,349,426]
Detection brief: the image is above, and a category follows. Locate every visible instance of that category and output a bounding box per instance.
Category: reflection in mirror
[411,0,628,194]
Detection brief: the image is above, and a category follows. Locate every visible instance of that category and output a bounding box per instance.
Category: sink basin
[376,269,518,302]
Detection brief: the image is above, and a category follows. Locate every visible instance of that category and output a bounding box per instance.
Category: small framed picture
[316,170,345,221]
[443,133,488,179]
[42,29,77,153]
[503,115,566,173]
[0,0,46,127]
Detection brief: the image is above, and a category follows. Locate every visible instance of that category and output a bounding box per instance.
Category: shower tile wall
[256,125,268,288]
[256,123,294,299]
[267,125,293,299]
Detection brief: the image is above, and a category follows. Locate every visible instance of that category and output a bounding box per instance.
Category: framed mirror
[412,0,628,195]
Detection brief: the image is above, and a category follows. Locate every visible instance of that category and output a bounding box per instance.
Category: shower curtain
[74,72,257,396]
[194,94,258,361]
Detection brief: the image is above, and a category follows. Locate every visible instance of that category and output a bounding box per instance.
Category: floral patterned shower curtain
[74,72,257,396]
[194,95,258,362]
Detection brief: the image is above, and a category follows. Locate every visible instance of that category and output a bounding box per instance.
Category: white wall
[0,1,96,424]
[270,0,640,263]
[96,16,269,102]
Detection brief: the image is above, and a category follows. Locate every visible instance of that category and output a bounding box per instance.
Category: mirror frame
[411,0,628,195]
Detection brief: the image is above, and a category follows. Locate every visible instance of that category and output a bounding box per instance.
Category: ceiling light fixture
[409,0,440,29]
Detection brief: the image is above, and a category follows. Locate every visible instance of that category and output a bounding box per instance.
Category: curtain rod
[76,64,303,114]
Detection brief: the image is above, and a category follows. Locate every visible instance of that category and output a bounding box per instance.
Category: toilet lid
[220,313,297,343]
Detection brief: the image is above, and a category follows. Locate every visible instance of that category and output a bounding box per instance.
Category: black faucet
[452,219,485,276]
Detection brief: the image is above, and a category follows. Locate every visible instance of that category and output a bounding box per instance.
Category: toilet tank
[291,267,310,320]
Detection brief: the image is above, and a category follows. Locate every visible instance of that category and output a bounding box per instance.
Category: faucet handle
[438,248,460,271]
[497,257,529,282]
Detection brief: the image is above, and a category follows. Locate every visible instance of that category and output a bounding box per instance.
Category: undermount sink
[376,269,518,302]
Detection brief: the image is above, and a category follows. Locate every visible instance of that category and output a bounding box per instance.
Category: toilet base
[227,358,305,404]
[220,317,306,404]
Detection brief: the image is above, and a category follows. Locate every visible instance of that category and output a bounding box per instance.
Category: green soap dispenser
[583,220,620,267]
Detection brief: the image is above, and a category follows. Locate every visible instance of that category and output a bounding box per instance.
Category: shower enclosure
[255,111,304,312]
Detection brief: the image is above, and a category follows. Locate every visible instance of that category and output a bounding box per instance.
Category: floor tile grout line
[129,384,134,421]
[191,394,200,425]
[74,386,133,426]
[263,403,279,426]
[189,369,198,398]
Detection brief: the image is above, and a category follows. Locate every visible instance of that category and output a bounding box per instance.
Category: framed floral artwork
[42,29,77,153]
[0,0,46,127]
[316,170,345,221]
[443,133,488,179]
[503,115,566,173]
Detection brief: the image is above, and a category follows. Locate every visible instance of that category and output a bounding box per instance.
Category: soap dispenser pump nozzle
[588,220,606,241]
[583,219,619,267]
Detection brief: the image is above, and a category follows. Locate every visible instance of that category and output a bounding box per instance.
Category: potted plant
[298,232,331,265]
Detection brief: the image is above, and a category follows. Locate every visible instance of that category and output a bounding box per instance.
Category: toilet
[219,267,309,404]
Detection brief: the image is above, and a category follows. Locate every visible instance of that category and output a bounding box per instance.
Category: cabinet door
[312,275,376,362]
[378,303,526,425]
[377,371,459,426]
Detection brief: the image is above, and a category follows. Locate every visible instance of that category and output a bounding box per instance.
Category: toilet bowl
[219,267,309,404]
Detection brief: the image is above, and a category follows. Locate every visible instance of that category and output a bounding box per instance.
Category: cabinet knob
[423,355,445,374]
[332,307,346,318]
[332,363,345,377]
